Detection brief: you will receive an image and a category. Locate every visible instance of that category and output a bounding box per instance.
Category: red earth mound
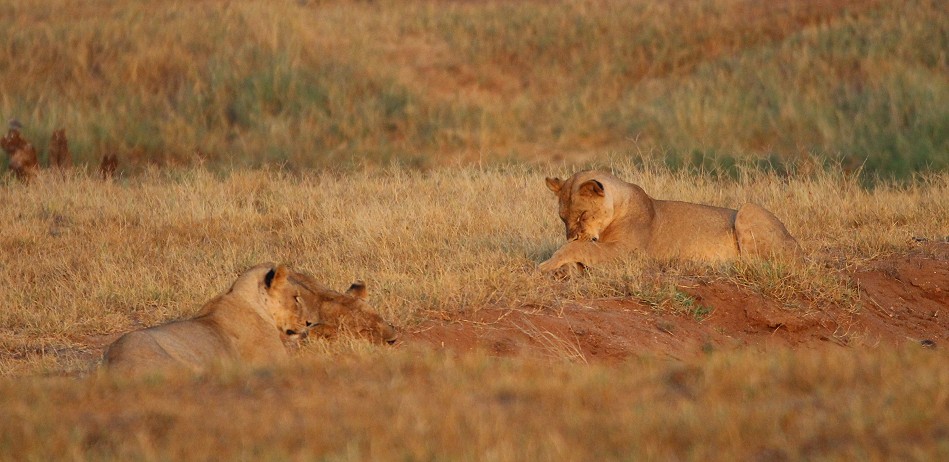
[403,242,949,363]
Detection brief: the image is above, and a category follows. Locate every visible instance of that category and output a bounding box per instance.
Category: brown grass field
[1,164,947,459]
[1,0,947,176]
[2,0,949,460]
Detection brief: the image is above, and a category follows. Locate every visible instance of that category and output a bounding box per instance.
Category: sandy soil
[404,242,949,363]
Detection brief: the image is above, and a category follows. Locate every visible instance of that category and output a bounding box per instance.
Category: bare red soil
[404,242,949,363]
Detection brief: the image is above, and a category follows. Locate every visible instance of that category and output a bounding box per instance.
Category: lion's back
[644,200,739,261]
[103,330,177,375]
[102,319,236,375]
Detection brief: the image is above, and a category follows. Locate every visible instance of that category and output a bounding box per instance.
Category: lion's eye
[294,295,302,305]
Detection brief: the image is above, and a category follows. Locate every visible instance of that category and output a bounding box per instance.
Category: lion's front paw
[539,258,587,278]
[538,258,561,273]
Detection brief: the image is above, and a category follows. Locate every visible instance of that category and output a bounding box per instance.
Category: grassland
[2,163,947,374]
[2,348,947,460]
[2,0,949,459]
[0,164,946,459]
[1,0,947,177]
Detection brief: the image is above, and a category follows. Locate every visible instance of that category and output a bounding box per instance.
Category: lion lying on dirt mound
[103,263,311,375]
[291,273,399,345]
[539,170,800,273]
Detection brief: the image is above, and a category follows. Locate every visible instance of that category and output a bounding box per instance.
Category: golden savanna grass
[2,163,947,373]
[1,0,948,458]
[1,0,946,175]
[0,165,947,458]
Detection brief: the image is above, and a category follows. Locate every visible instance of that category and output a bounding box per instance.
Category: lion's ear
[578,179,605,197]
[545,177,563,194]
[265,265,289,291]
[346,281,368,300]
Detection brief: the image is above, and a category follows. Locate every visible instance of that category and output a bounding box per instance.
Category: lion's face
[291,276,399,345]
[262,266,310,339]
[547,176,613,242]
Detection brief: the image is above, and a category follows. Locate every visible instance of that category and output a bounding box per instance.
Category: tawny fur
[539,170,800,272]
[103,263,310,375]
[290,273,399,344]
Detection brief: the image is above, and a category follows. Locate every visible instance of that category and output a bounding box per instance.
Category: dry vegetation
[1,0,946,176]
[2,163,946,372]
[2,349,947,460]
[2,0,948,459]
[0,163,947,458]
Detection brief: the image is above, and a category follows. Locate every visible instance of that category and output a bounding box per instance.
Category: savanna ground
[2,0,948,460]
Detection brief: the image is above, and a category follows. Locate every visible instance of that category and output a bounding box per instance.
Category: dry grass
[2,0,947,457]
[0,348,946,460]
[0,164,946,458]
[1,0,946,176]
[1,163,947,375]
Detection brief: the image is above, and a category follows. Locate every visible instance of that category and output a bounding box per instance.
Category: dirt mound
[404,243,949,362]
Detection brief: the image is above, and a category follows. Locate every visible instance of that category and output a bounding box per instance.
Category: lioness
[290,273,399,345]
[538,170,800,272]
[103,263,310,375]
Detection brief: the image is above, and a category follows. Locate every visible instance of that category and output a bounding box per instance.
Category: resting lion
[103,264,400,375]
[538,170,800,272]
[291,273,399,345]
[103,263,313,375]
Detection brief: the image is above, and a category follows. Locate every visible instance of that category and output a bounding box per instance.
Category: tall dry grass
[1,0,946,176]
[1,163,947,375]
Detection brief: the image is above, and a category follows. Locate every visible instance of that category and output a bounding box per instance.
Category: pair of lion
[103,263,397,375]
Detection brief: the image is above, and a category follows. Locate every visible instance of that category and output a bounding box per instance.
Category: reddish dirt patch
[853,243,949,346]
[404,243,949,363]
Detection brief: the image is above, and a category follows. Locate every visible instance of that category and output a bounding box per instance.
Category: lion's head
[546,173,615,242]
[261,265,312,339]
[228,263,310,340]
[290,274,398,345]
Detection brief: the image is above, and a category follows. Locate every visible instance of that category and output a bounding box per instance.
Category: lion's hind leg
[734,203,801,260]
[102,330,187,375]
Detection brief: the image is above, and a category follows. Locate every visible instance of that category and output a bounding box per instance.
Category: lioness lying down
[539,170,800,272]
[103,263,398,375]
[103,263,309,375]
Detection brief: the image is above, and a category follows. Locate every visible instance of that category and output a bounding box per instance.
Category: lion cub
[103,263,310,375]
[290,273,399,345]
[539,170,800,272]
